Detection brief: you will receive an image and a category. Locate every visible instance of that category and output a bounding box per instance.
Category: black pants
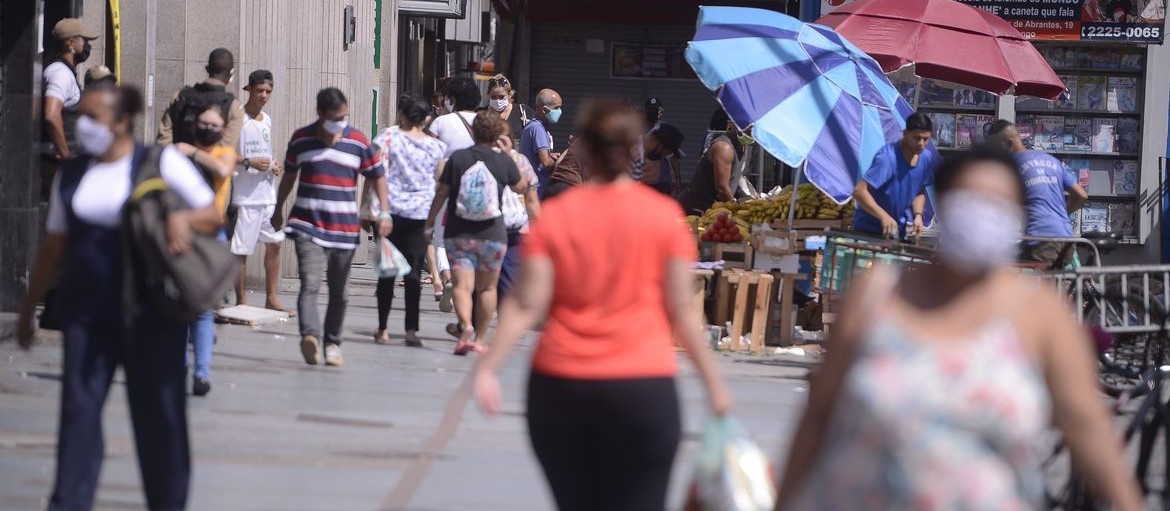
[51,315,190,511]
[542,180,574,201]
[376,216,429,331]
[526,371,681,511]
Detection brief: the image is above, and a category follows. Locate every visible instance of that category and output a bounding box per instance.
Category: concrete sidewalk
[0,273,812,511]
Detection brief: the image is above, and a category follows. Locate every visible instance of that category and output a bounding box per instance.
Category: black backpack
[121,145,237,324]
[170,82,235,144]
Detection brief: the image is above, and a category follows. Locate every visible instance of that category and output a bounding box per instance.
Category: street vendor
[988,120,1088,265]
[852,113,939,239]
[677,108,748,215]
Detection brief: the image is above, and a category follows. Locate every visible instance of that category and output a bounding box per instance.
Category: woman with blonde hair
[486,74,531,146]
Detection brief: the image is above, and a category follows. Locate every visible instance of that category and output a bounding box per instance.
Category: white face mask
[443,99,455,113]
[322,117,348,135]
[76,115,115,156]
[489,98,509,112]
[936,190,1022,275]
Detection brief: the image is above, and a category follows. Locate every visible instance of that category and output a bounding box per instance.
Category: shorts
[230,204,285,256]
[1020,242,1070,268]
[445,237,507,273]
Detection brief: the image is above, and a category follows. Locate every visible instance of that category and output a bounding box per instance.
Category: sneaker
[192,377,211,396]
[324,345,345,367]
[300,335,320,365]
[439,282,455,313]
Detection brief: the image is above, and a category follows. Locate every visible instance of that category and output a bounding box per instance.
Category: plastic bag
[683,416,776,511]
[375,238,411,279]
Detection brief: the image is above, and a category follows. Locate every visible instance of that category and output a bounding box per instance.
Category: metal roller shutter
[529,23,720,180]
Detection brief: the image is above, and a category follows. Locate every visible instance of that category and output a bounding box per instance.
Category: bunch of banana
[734,198,782,225]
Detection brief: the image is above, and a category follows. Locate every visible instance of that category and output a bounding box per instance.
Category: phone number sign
[822,0,1166,44]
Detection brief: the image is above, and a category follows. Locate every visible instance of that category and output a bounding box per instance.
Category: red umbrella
[816,0,1064,100]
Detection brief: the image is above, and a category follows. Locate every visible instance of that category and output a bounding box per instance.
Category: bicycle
[1046,291,1170,510]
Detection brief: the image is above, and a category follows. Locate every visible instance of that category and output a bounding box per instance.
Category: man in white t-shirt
[428,77,481,157]
[230,70,290,313]
[41,18,99,199]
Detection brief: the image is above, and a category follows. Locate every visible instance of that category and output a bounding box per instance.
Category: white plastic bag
[375,238,411,279]
[684,416,776,511]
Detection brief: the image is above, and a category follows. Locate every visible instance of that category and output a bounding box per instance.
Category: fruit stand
[687,185,856,350]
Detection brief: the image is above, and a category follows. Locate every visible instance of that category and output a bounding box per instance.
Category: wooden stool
[713,269,775,353]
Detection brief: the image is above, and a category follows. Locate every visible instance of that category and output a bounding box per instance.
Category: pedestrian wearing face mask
[777,145,1143,511]
[157,48,245,149]
[852,112,939,240]
[428,77,482,158]
[18,85,218,511]
[272,87,392,368]
[41,18,99,199]
[486,74,531,146]
[676,108,747,215]
[172,102,237,396]
[520,88,564,197]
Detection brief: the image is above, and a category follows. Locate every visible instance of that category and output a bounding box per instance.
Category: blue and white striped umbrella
[686,6,916,204]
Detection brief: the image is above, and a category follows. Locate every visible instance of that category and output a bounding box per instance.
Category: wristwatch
[242,158,252,170]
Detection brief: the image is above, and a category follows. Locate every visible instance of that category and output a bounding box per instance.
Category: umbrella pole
[912,74,923,111]
[787,162,803,229]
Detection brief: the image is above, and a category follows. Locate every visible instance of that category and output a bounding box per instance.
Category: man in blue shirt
[988,120,1088,264]
[520,88,563,197]
[853,113,939,239]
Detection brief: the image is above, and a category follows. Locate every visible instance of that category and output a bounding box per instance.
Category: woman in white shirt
[16,85,221,511]
[372,94,448,347]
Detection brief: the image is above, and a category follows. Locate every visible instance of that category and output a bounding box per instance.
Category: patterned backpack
[455,155,502,221]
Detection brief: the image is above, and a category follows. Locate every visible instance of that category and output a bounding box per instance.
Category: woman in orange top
[174,102,236,396]
[473,100,733,511]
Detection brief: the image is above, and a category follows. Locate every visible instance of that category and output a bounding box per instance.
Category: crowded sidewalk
[0,275,810,511]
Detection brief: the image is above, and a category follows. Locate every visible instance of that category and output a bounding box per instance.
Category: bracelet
[377,212,393,221]
[913,212,924,218]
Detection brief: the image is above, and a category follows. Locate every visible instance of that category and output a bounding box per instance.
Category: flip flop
[267,305,297,318]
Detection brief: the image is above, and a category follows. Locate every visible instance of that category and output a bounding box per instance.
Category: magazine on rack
[928,113,956,148]
[1081,202,1110,233]
[1091,49,1121,70]
[1111,161,1139,196]
[1120,52,1143,70]
[1116,118,1140,154]
[1066,159,1091,189]
[1063,116,1092,152]
[1092,119,1117,153]
[1107,77,1139,113]
[1057,75,1078,109]
[1016,114,1036,150]
[1108,203,1136,236]
[1078,76,1107,111]
[1034,115,1065,151]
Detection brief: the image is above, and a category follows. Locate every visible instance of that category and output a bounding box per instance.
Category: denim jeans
[188,230,227,380]
[293,235,355,346]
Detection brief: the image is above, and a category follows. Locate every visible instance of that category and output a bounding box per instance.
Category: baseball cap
[650,123,686,158]
[644,97,664,111]
[244,69,274,90]
[53,18,99,41]
[85,65,113,82]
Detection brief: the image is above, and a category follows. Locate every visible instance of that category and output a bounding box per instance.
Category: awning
[514,0,793,25]
[400,0,468,18]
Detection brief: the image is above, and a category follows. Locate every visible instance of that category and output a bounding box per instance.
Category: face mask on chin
[936,190,1022,275]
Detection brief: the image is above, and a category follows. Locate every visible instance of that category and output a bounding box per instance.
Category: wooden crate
[713,269,775,353]
[700,242,753,269]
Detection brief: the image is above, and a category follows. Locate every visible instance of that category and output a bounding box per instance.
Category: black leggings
[526,371,681,511]
[376,216,428,331]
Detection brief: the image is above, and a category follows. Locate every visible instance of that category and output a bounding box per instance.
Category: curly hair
[443,77,482,112]
[471,110,507,145]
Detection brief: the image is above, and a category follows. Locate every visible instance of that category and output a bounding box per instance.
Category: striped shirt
[284,124,384,249]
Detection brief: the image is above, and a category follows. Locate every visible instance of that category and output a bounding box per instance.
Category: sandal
[446,323,463,339]
[453,327,478,356]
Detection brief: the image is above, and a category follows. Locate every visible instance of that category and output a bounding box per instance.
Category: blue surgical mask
[546,107,563,124]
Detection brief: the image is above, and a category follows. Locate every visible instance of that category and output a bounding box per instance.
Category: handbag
[121,145,238,324]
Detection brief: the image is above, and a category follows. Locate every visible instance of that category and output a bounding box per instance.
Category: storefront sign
[821,0,1165,44]
[611,43,697,80]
